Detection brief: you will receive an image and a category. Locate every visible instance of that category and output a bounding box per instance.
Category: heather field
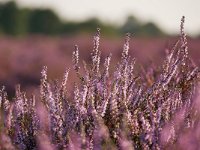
[0,17,200,149]
[0,34,200,97]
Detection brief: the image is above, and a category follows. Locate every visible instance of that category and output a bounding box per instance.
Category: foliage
[0,1,19,35]
[28,9,62,35]
[0,17,200,150]
[0,1,164,37]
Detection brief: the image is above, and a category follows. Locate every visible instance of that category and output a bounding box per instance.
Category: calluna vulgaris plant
[0,16,200,150]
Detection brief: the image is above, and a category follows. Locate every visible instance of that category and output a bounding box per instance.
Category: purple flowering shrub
[0,16,200,150]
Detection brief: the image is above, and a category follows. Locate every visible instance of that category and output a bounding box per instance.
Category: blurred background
[0,0,200,97]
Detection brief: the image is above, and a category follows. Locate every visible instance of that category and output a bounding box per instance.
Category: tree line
[0,1,165,37]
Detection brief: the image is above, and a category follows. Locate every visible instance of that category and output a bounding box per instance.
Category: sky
[3,0,200,36]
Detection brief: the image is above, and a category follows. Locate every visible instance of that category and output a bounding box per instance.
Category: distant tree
[77,18,118,36]
[141,22,164,36]
[79,18,101,30]
[61,22,80,35]
[100,24,119,37]
[28,9,61,35]
[120,16,142,35]
[17,8,32,35]
[61,18,118,36]
[120,16,165,37]
[0,1,19,35]
[63,18,103,34]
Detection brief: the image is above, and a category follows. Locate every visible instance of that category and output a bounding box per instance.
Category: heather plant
[0,16,200,150]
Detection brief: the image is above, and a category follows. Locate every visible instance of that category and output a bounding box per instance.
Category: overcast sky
[3,0,200,36]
